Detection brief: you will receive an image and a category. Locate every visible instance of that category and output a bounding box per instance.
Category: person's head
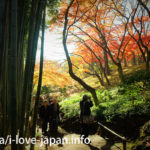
[83,95,89,101]
[52,96,58,104]
[88,96,91,100]
[48,97,52,103]
[43,100,48,107]
[83,95,91,101]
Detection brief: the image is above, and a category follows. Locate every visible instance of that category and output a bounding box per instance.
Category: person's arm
[57,104,60,114]
[88,100,93,107]
[39,106,42,119]
[48,105,52,118]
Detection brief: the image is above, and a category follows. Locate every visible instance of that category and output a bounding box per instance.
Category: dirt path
[4,126,124,150]
[25,127,123,150]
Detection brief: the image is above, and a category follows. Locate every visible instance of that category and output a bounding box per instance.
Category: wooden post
[123,140,126,150]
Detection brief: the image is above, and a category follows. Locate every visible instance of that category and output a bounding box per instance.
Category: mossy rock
[131,137,150,150]
[131,121,150,150]
[141,121,150,137]
[131,140,144,150]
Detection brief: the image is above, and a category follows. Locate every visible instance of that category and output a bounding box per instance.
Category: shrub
[60,79,150,122]
[40,85,52,94]
[131,121,150,150]
[140,121,150,137]
[124,70,150,85]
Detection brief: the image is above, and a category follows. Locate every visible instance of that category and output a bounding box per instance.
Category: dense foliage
[60,70,150,123]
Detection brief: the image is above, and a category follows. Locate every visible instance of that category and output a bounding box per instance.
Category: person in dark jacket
[39,100,50,135]
[80,95,93,142]
[49,97,60,133]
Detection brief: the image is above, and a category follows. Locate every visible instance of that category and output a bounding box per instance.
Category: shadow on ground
[88,144,100,150]
[101,139,115,150]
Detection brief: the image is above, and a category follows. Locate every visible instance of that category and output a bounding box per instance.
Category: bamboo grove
[0,0,58,150]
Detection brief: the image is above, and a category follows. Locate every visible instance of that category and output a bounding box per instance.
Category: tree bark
[99,62,110,86]
[95,73,104,86]
[132,51,137,66]
[124,56,127,67]
[117,63,124,83]
[146,51,150,71]
[104,49,110,75]
[146,61,149,71]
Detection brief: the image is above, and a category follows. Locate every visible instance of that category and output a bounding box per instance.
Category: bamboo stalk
[30,5,46,150]
[9,0,18,149]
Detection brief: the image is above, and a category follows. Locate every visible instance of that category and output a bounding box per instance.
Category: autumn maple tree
[110,0,150,70]
[49,0,150,104]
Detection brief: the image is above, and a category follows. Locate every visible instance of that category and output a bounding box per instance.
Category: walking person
[49,97,60,134]
[39,100,50,136]
[80,95,93,143]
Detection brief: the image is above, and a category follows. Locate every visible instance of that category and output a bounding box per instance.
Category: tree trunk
[95,73,104,86]
[30,4,45,150]
[138,55,142,64]
[117,63,124,83]
[124,56,127,67]
[132,51,137,66]
[64,38,99,105]
[19,0,40,140]
[104,49,110,75]
[99,63,110,86]
[63,0,99,105]
[17,0,29,126]
[24,0,45,139]
[0,0,10,142]
[146,60,150,71]
[9,0,18,149]
[103,69,110,85]
[0,0,5,75]
[146,51,150,71]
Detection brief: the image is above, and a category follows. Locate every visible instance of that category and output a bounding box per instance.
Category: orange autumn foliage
[34,60,73,88]
[50,0,150,68]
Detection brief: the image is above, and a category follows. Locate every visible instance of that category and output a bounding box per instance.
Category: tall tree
[61,0,130,82]
[112,0,150,70]
[30,3,46,150]
[9,0,18,149]
[63,0,99,105]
